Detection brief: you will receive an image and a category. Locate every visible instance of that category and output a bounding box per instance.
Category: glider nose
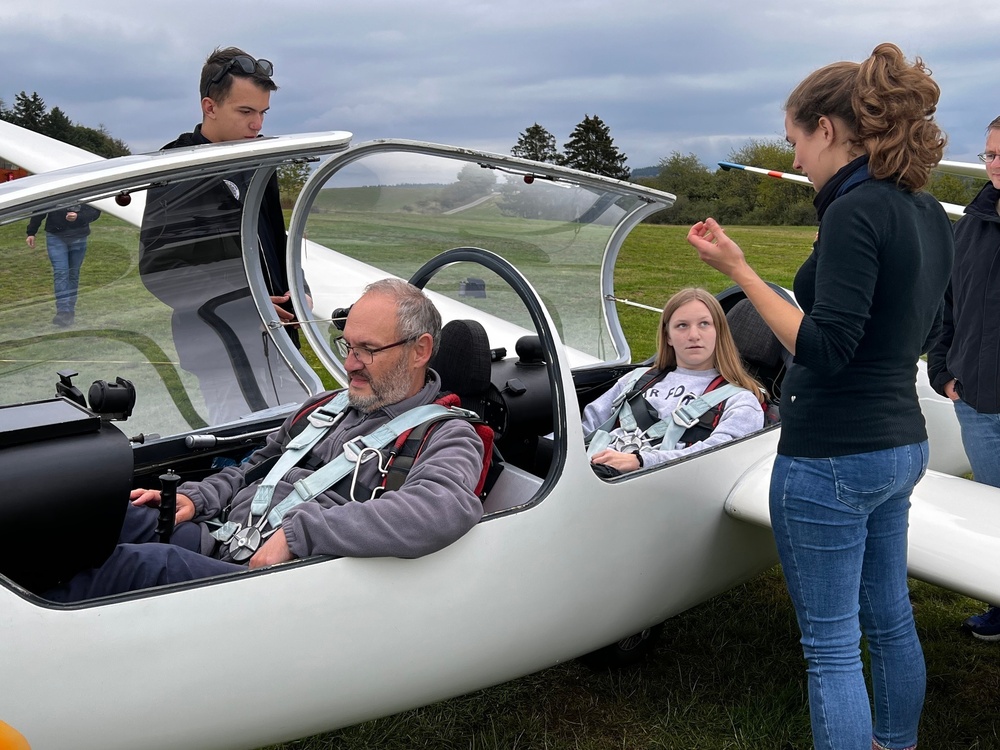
[0,720,31,749]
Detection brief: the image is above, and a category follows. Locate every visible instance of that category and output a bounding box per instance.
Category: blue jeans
[44,504,245,602]
[953,398,1000,488]
[45,231,88,313]
[770,442,928,750]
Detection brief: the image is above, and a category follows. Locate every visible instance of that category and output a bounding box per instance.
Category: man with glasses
[929,115,1000,640]
[45,280,486,601]
[139,46,307,424]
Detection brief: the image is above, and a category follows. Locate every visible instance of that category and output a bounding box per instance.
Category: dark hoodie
[928,182,1000,412]
[138,124,297,343]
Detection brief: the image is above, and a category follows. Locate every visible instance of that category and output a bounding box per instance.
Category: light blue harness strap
[586,430,614,458]
[211,391,350,543]
[261,403,458,530]
[584,367,651,444]
[249,391,351,517]
[657,383,745,449]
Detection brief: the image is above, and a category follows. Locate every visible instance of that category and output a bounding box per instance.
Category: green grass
[261,571,999,750]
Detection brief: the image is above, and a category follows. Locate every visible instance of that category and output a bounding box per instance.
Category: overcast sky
[4,1,998,172]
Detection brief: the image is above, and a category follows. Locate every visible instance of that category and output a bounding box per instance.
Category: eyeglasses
[334,335,418,365]
[978,153,1000,163]
[203,55,274,97]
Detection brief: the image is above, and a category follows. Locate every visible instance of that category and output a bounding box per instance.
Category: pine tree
[43,106,75,143]
[1,91,131,157]
[511,123,560,164]
[562,114,630,180]
[8,91,48,131]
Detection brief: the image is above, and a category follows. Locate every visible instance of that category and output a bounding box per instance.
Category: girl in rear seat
[583,287,765,477]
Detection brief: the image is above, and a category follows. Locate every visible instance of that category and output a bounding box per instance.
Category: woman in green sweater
[687,43,953,750]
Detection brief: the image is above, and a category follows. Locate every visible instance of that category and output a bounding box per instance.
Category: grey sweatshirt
[181,370,484,561]
[581,367,763,470]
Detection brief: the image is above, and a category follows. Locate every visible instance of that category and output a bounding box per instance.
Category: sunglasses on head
[203,55,274,97]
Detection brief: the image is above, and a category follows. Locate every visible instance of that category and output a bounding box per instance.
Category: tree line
[512,122,985,225]
[1,91,131,159]
[4,90,983,224]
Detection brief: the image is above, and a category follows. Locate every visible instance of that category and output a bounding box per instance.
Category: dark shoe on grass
[963,605,1000,641]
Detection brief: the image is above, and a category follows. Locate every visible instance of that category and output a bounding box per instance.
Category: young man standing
[139,47,307,423]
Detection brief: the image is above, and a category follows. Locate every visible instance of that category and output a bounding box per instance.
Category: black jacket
[779,163,953,458]
[27,204,101,238]
[138,125,298,344]
[928,182,1000,412]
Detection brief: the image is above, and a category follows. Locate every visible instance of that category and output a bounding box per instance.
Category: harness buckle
[672,402,701,429]
[342,436,380,464]
[307,408,341,429]
[610,428,646,454]
[227,526,263,563]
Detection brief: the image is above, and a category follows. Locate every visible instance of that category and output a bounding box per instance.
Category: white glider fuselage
[0,124,995,750]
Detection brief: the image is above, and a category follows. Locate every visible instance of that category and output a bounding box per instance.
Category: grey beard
[347,355,413,413]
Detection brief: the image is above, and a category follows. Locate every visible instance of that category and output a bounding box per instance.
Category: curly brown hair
[785,42,946,191]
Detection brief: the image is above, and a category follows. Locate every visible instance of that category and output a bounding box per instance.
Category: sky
[3,1,999,173]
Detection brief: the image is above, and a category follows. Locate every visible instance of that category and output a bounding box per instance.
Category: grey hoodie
[181,370,485,561]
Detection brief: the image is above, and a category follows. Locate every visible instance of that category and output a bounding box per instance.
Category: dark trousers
[44,504,245,602]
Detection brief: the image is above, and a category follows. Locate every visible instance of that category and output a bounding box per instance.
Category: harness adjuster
[307,409,341,429]
[342,436,380,464]
[672,403,703,429]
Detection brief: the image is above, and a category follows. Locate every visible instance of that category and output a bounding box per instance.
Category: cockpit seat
[429,319,504,496]
[430,319,494,422]
[725,298,790,409]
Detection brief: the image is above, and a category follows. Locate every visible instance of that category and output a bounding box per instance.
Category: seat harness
[210,390,482,562]
[585,367,745,458]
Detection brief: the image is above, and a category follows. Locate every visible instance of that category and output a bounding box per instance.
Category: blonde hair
[785,42,946,191]
[653,288,764,399]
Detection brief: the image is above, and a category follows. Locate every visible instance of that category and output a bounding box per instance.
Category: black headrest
[430,319,492,401]
[726,298,786,368]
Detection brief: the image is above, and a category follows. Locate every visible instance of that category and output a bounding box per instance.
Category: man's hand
[270,293,299,329]
[249,528,294,569]
[25,236,35,249]
[129,488,195,523]
[590,449,641,473]
[944,378,960,401]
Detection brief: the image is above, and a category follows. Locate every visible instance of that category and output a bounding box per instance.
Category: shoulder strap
[661,381,745,449]
[585,366,662,443]
[211,400,462,544]
[627,367,667,399]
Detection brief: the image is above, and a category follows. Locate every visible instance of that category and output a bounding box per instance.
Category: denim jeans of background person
[26,203,102,327]
[771,443,928,750]
[687,43,952,750]
[927,116,1000,640]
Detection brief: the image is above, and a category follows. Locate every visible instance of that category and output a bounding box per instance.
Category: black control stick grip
[156,471,181,543]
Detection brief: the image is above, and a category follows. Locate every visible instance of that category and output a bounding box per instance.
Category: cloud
[3,0,999,168]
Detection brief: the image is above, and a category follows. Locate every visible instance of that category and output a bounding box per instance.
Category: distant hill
[630,166,658,178]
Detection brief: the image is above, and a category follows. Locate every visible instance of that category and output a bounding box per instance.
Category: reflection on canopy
[291,144,674,384]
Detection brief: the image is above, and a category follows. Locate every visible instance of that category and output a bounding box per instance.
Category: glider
[0,125,996,750]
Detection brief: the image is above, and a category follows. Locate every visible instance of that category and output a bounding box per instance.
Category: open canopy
[0,134,674,442]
